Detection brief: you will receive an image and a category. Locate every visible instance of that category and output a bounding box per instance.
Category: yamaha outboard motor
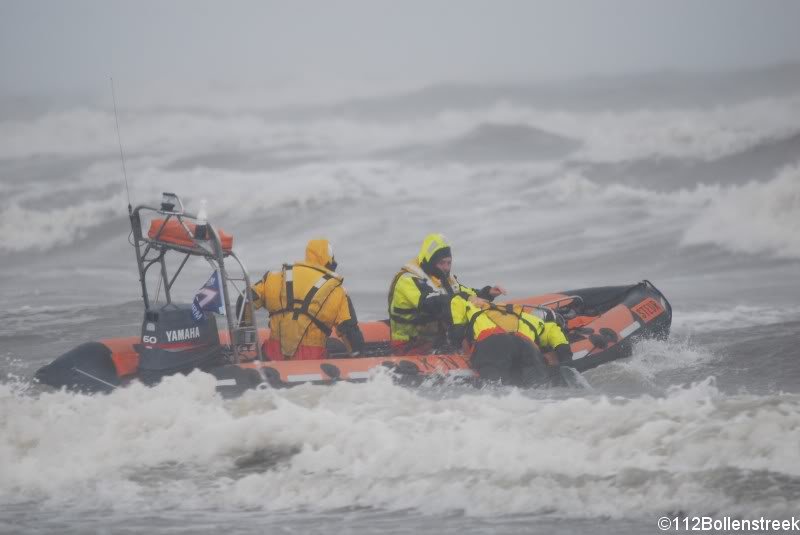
[137,304,225,385]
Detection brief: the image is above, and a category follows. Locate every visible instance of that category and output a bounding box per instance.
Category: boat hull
[35,281,671,394]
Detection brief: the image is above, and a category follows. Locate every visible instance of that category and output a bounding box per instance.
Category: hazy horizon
[3,0,800,105]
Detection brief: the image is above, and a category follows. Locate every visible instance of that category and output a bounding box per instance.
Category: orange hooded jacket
[251,239,361,360]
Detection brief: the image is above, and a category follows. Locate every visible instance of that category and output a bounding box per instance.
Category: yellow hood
[305,238,335,268]
[417,233,451,264]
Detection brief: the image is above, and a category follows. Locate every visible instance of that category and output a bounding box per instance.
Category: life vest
[266,262,344,359]
[388,260,463,342]
[466,303,542,346]
[388,261,461,306]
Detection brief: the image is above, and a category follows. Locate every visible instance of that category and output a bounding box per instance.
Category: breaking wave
[2,373,799,518]
[1,158,798,268]
[3,94,800,163]
[681,163,800,259]
[2,85,800,266]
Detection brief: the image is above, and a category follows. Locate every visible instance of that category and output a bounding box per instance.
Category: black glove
[420,293,452,317]
[336,319,365,354]
[447,324,468,348]
[476,286,496,301]
[555,344,573,363]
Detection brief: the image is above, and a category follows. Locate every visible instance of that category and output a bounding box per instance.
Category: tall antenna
[110,77,132,214]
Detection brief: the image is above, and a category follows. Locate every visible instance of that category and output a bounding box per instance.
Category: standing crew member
[249,239,364,360]
[388,233,506,354]
[448,295,572,386]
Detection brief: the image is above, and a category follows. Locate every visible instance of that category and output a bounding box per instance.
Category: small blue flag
[191,270,226,321]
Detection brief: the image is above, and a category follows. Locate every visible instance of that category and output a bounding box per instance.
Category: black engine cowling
[137,304,225,384]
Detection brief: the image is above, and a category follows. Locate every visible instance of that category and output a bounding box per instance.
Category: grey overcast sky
[2,0,800,95]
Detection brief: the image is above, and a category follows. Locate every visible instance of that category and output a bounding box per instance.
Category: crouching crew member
[388,233,506,354]
[448,295,572,387]
[249,239,364,360]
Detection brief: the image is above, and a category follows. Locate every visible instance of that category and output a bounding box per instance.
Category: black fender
[35,342,120,393]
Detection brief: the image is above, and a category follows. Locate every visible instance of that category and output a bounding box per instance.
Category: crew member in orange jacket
[250,239,364,360]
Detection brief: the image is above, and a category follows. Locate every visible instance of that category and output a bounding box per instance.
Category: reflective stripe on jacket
[449,296,568,351]
[387,260,476,343]
[252,262,353,360]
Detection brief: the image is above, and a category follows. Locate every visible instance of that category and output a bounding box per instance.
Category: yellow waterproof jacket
[388,234,481,343]
[449,296,569,351]
[252,239,357,359]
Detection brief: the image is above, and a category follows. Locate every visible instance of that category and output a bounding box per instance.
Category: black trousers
[470,333,552,387]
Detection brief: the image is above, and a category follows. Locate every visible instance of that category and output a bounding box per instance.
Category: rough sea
[2,67,799,534]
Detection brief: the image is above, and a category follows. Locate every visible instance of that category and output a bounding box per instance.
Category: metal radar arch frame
[128,192,263,364]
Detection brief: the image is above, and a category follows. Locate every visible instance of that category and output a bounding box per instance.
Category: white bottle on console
[195,199,208,240]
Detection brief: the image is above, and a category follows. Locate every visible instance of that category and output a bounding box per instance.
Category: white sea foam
[3,88,799,265]
[0,108,458,160]
[3,95,800,162]
[0,159,537,254]
[583,337,720,394]
[1,373,799,517]
[672,304,800,333]
[0,191,127,252]
[2,156,796,272]
[527,165,800,261]
[681,163,800,259]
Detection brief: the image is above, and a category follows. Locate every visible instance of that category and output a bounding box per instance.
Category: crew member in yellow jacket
[448,294,572,386]
[387,233,506,354]
[250,239,364,360]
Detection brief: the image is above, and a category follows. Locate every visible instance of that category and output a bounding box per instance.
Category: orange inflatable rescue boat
[35,193,672,396]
